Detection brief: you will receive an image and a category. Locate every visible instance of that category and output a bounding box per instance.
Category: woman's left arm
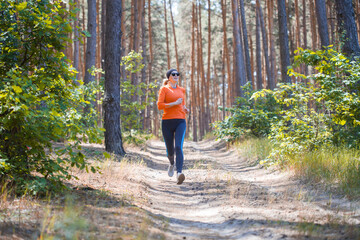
[182,88,190,113]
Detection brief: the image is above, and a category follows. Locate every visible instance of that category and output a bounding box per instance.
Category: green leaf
[12,86,22,94]
[103,152,111,158]
[16,2,27,11]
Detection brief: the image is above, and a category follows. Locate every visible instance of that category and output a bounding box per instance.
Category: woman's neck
[169,82,177,88]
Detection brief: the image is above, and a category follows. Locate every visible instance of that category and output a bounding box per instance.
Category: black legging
[161,119,186,173]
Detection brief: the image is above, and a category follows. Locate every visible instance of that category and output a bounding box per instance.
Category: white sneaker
[168,164,174,177]
[177,172,185,185]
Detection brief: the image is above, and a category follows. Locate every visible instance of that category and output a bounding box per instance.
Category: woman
[157,69,190,185]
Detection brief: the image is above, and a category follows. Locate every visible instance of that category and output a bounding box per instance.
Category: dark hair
[166,69,178,79]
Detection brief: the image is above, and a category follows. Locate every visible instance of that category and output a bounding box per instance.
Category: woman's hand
[165,98,183,108]
[183,105,190,114]
[174,98,183,105]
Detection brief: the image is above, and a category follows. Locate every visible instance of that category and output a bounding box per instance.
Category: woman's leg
[174,120,186,173]
[161,120,175,165]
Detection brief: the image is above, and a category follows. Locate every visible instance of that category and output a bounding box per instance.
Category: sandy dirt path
[129,139,360,240]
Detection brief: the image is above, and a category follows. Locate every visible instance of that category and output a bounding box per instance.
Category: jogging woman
[157,69,190,185]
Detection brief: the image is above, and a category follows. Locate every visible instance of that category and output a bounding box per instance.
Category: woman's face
[169,71,180,84]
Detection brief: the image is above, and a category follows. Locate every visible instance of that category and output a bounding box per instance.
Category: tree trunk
[121,0,126,83]
[220,0,232,107]
[268,0,277,86]
[140,0,147,130]
[303,0,308,75]
[232,0,247,97]
[147,0,155,134]
[257,0,272,90]
[104,0,126,155]
[96,0,101,126]
[84,0,97,85]
[255,3,262,90]
[239,0,252,86]
[196,3,205,139]
[169,0,180,74]
[164,0,170,69]
[315,0,330,47]
[356,0,360,43]
[335,0,360,58]
[221,49,226,120]
[310,0,318,50]
[191,3,198,142]
[295,0,301,50]
[277,0,291,83]
[73,0,80,81]
[205,0,211,133]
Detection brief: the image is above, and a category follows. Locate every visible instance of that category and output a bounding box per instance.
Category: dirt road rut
[131,139,360,240]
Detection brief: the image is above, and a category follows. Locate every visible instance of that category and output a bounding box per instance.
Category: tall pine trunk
[84,0,97,85]
[73,0,80,81]
[140,0,147,130]
[191,3,198,142]
[164,0,170,69]
[104,0,125,155]
[315,0,330,47]
[277,0,291,83]
[220,0,232,107]
[335,0,360,58]
[232,0,247,97]
[255,4,262,90]
[205,0,211,133]
[239,0,252,86]
[257,1,272,89]
[268,0,277,87]
[169,0,180,74]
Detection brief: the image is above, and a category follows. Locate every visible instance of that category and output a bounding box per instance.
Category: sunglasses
[171,72,180,76]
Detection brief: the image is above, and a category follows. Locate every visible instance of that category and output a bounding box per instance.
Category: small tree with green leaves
[120,50,157,144]
[252,46,360,164]
[0,0,102,195]
[213,82,279,142]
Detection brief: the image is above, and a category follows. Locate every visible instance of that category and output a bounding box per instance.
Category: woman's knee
[175,145,182,153]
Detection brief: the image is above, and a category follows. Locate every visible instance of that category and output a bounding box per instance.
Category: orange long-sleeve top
[157,84,186,120]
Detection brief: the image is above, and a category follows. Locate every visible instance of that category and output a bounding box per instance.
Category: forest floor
[1,139,360,239]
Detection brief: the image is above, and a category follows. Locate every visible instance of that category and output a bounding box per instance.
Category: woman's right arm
[165,98,183,108]
[157,87,183,110]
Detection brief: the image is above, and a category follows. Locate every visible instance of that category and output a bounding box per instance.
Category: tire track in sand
[131,139,360,240]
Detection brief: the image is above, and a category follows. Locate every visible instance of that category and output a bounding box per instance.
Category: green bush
[213,82,279,142]
[120,50,157,142]
[0,0,102,195]
[252,46,360,164]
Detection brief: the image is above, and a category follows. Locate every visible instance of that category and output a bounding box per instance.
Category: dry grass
[0,144,167,239]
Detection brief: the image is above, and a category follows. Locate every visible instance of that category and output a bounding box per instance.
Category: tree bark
[73,0,80,81]
[84,0,97,85]
[239,0,252,86]
[196,3,205,139]
[104,0,126,155]
[205,0,211,133]
[256,4,262,90]
[169,0,180,74]
[140,0,147,130]
[191,3,197,142]
[257,1,272,90]
[315,0,330,47]
[310,0,318,50]
[295,0,301,50]
[220,0,232,106]
[303,0,308,75]
[277,0,291,83]
[232,0,247,97]
[268,0,277,86]
[164,0,170,69]
[335,0,360,58]
[147,0,156,135]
